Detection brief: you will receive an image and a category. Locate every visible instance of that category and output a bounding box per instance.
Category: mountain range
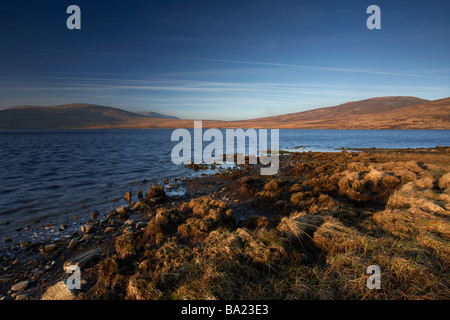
[0,96,449,129]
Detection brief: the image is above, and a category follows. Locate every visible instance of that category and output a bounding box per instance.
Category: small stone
[80,234,94,242]
[91,210,99,219]
[135,221,147,229]
[67,239,78,250]
[117,206,129,215]
[3,236,12,243]
[11,280,29,292]
[81,224,96,234]
[132,202,150,211]
[124,219,134,226]
[15,293,29,300]
[104,227,116,233]
[137,190,144,201]
[43,244,57,252]
[19,241,30,247]
[124,191,132,204]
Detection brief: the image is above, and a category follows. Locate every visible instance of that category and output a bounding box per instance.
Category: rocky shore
[1,147,449,300]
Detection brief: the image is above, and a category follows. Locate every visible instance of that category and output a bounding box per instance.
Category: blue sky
[0,0,449,120]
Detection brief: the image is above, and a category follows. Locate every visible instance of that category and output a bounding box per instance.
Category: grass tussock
[91,149,450,300]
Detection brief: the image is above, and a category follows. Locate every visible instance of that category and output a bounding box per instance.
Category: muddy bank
[1,147,449,300]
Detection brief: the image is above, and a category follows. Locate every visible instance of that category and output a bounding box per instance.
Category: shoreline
[1,147,449,300]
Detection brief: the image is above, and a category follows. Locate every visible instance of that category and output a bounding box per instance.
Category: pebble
[104,227,116,233]
[67,239,78,250]
[135,221,147,229]
[81,224,96,234]
[43,244,57,252]
[15,293,29,300]
[124,191,132,204]
[3,236,12,243]
[124,220,134,226]
[91,210,99,219]
[11,280,29,292]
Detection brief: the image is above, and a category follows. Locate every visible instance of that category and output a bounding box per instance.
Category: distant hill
[1,97,449,129]
[217,96,448,129]
[0,104,177,129]
[226,96,448,129]
[137,111,179,119]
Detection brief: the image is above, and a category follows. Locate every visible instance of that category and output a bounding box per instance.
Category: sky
[0,0,449,120]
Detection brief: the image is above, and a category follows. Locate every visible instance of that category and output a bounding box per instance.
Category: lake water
[0,129,449,244]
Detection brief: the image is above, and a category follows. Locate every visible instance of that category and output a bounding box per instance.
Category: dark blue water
[0,129,449,242]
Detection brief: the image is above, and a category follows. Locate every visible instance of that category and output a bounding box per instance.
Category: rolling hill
[0,104,177,129]
[1,97,449,129]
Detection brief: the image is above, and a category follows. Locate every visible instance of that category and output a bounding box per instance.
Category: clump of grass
[313,217,368,255]
[90,149,450,300]
[439,172,450,190]
[115,234,136,258]
[126,273,163,300]
[263,179,279,192]
[254,190,279,205]
[95,257,124,299]
[243,216,269,230]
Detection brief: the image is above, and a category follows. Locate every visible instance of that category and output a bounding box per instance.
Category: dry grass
[90,149,450,300]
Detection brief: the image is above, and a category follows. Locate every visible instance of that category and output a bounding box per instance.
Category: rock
[81,224,96,234]
[124,219,134,226]
[135,221,148,229]
[19,241,31,247]
[91,210,99,219]
[123,227,134,235]
[41,281,76,300]
[80,234,94,242]
[132,201,150,211]
[117,206,128,214]
[63,248,102,271]
[145,186,165,202]
[67,239,78,250]
[43,244,57,252]
[137,190,144,201]
[124,191,132,204]
[104,227,116,233]
[2,236,12,243]
[15,293,29,300]
[11,280,29,292]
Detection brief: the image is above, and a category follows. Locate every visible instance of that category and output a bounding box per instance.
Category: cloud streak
[160,56,450,79]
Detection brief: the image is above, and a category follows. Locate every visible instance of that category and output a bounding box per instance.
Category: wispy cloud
[159,56,450,79]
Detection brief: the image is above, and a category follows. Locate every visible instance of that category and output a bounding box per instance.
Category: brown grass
[90,148,450,300]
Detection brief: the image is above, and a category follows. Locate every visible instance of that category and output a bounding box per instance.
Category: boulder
[41,281,76,300]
